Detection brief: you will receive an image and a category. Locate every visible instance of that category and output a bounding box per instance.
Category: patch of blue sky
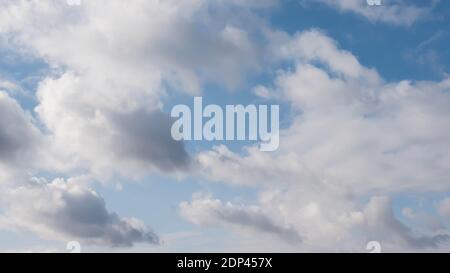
[0,44,49,110]
[95,173,259,250]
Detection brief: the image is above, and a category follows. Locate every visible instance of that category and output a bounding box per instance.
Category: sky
[0,0,450,252]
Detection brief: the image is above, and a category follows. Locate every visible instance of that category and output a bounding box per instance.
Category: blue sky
[0,0,450,252]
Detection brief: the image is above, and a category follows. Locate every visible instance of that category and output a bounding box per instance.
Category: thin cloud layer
[311,0,430,26]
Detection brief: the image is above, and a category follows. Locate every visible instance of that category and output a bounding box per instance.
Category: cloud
[179,196,301,244]
[363,196,449,249]
[0,0,282,249]
[107,108,190,173]
[35,73,190,178]
[189,29,450,251]
[0,0,449,252]
[0,92,38,165]
[279,29,381,82]
[0,0,285,249]
[0,177,159,247]
[0,0,264,92]
[437,198,450,218]
[221,0,278,8]
[310,0,430,26]
[200,29,450,193]
[0,79,27,96]
[0,0,279,179]
[0,92,44,183]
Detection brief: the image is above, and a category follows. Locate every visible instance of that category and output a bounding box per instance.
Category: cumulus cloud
[0,0,282,249]
[35,73,190,178]
[0,177,159,247]
[201,29,450,193]
[0,0,279,179]
[0,0,448,252]
[0,0,263,92]
[188,29,450,251]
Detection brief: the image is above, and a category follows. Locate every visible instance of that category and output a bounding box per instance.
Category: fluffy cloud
[0,0,276,179]
[198,30,450,193]
[0,0,448,252]
[0,177,159,247]
[186,29,450,251]
[0,0,277,249]
[35,73,190,178]
[0,0,263,92]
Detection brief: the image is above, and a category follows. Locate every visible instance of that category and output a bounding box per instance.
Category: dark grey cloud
[3,178,159,247]
[108,109,190,172]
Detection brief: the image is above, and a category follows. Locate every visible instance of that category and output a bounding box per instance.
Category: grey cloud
[215,205,302,243]
[108,109,190,172]
[2,178,159,247]
[0,92,40,167]
[180,198,301,244]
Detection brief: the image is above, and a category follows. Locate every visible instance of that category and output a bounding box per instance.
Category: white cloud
[35,73,190,178]
[187,29,450,251]
[199,30,450,193]
[0,0,263,92]
[0,0,448,252]
[0,0,278,249]
[0,0,276,179]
